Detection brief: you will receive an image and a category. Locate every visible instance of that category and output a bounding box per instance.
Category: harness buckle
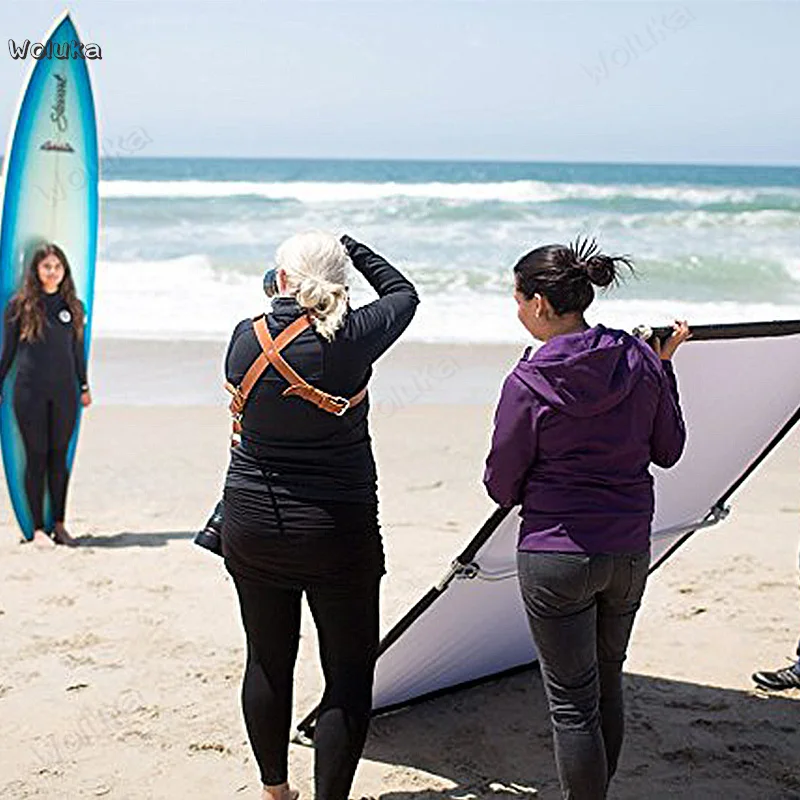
[228,389,245,416]
[331,396,350,416]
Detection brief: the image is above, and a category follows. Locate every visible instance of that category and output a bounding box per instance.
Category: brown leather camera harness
[224,314,368,445]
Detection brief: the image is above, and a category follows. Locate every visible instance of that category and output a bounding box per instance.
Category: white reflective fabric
[372,331,800,712]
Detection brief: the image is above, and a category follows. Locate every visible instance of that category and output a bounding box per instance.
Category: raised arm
[648,322,689,468]
[650,360,686,468]
[341,235,419,362]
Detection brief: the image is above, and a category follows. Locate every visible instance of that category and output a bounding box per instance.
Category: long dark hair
[514,236,634,315]
[11,244,84,342]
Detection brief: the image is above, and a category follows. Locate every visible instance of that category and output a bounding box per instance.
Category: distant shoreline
[96,156,800,171]
[88,338,521,407]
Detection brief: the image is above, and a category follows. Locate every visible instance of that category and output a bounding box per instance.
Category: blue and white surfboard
[0,12,99,539]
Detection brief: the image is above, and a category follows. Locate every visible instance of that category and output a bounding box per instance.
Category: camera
[194,499,224,557]
[263,268,279,298]
[195,268,279,558]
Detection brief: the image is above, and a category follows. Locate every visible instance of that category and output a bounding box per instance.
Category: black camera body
[194,500,224,557]
[197,268,277,559]
[263,268,279,298]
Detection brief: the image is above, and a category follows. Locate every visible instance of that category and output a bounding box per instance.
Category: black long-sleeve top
[0,293,87,392]
[224,235,419,504]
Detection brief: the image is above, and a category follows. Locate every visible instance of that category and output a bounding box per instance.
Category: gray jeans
[518,550,650,800]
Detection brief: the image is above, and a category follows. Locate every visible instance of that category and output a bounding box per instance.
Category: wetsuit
[0,293,87,530]
[222,236,418,800]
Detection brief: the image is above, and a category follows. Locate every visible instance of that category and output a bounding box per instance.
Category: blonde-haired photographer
[207,232,418,800]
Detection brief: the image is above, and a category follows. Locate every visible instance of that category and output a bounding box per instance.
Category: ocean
[94,158,800,343]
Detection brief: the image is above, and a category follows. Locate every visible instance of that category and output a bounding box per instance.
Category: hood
[270,297,306,323]
[513,325,651,418]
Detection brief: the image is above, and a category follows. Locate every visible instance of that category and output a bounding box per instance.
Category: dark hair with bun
[513,236,633,315]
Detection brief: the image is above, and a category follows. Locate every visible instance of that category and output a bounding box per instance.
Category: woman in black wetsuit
[0,243,91,548]
[222,231,418,800]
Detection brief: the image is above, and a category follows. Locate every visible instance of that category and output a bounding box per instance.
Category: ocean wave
[90,252,800,344]
[91,261,800,344]
[615,209,800,230]
[99,178,800,210]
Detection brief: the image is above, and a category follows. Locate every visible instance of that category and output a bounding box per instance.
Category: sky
[0,1,798,165]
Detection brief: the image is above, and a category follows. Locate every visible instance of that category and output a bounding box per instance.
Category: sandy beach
[0,339,798,799]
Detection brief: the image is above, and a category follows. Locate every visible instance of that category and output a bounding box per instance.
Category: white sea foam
[92,255,257,340]
[98,179,800,207]
[404,294,800,345]
[91,255,800,344]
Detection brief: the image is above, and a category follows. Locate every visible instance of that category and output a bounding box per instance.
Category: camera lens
[263,269,278,298]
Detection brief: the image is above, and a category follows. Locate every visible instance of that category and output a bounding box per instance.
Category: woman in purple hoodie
[484,238,689,800]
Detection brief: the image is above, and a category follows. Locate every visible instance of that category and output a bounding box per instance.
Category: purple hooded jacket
[484,325,686,554]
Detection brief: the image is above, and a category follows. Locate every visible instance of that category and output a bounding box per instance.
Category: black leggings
[231,572,380,800]
[14,384,77,530]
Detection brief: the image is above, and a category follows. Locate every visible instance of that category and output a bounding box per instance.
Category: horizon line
[60,154,800,170]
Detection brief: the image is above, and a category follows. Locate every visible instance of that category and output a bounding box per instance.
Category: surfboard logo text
[51,74,68,133]
[40,141,75,153]
[8,39,102,60]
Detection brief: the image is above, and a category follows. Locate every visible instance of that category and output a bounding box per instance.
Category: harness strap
[238,316,310,408]
[252,316,368,416]
[225,315,310,418]
[224,314,368,443]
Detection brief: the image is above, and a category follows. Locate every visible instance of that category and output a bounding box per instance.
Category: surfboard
[0,12,99,539]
